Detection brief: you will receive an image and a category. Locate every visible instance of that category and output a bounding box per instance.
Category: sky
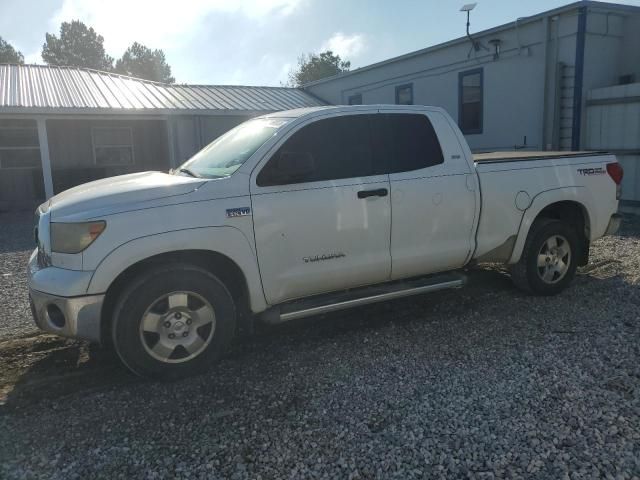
[1,0,639,86]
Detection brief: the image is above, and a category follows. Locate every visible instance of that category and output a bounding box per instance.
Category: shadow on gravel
[0,335,136,413]
[0,268,513,411]
[0,212,34,254]
[0,265,626,413]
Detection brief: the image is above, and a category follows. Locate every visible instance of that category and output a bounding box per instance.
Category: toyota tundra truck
[28,105,623,378]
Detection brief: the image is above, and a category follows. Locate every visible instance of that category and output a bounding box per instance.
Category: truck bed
[473,151,606,164]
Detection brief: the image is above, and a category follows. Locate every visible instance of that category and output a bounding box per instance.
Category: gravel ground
[0,212,639,479]
[0,212,37,340]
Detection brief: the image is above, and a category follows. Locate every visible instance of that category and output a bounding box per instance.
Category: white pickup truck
[29,105,623,378]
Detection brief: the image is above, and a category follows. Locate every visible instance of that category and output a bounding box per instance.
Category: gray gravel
[0,213,639,479]
[0,212,37,340]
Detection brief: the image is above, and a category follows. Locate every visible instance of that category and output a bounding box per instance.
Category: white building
[304,1,640,206]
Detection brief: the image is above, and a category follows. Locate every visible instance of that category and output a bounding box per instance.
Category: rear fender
[508,187,594,264]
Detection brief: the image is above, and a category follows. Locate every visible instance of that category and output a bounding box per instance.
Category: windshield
[177,117,289,179]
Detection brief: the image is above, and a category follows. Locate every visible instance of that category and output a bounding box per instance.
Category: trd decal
[303,252,346,263]
[577,167,605,176]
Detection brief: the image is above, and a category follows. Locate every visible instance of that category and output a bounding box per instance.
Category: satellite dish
[460,2,488,56]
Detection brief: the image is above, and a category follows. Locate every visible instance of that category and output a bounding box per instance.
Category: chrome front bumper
[28,248,104,343]
[29,288,104,342]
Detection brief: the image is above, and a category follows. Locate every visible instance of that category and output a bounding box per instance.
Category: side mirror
[271,151,315,183]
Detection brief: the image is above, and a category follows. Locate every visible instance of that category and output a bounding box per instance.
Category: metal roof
[0,64,324,115]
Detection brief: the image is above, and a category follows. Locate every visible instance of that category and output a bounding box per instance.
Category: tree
[42,20,113,70]
[287,50,350,87]
[115,42,174,83]
[0,37,24,64]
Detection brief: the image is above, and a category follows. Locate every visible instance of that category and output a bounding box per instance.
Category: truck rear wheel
[510,218,579,296]
[111,264,236,379]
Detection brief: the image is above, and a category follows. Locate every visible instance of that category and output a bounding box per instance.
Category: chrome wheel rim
[139,291,216,364]
[537,234,571,284]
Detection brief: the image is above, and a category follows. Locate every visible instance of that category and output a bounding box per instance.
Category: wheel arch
[103,249,258,342]
[88,227,267,343]
[509,188,593,266]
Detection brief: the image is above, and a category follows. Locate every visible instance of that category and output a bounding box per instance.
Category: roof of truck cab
[263,104,446,119]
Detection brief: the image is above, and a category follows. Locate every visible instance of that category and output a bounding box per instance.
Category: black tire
[510,218,580,296]
[111,264,236,380]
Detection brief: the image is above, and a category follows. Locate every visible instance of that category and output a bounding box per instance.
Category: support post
[571,6,587,151]
[36,118,54,199]
[165,117,178,168]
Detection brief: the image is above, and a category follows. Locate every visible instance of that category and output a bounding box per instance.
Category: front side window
[459,69,483,134]
[92,127,134,166]
[0,120,41,168]
[372,113,444,173]
[395,84,413,105]
[257,115,376,186]
[179,117,288,179]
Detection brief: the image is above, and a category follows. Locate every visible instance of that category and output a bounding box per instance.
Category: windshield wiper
[178,168,200,178]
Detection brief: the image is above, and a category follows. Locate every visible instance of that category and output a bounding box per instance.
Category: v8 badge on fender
[226,207,251,218]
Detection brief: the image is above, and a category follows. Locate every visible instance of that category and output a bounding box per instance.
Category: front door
[250,113,392,305]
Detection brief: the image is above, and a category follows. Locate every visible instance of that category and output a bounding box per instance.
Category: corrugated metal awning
[0,64,324,114]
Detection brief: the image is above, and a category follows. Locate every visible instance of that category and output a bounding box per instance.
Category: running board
[261,272,466,324]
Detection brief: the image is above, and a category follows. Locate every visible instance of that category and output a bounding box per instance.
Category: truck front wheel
[510,218,580,296]
[111,264,236,379]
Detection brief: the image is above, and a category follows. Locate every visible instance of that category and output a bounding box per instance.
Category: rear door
[376,110,478,279]
[250,113,392,305]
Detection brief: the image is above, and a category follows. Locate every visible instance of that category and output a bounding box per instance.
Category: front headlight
[51,221,106,254]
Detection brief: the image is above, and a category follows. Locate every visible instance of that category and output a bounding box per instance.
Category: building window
[92,127,134,166]
[348,94,363,105]
[395,84,413,105]
[0,122,41,169]
[459,68,483,134]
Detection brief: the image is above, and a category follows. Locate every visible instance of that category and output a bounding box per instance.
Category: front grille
[37,248,51,268]
[34,209,51,268]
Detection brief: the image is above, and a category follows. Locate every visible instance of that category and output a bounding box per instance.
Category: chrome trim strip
[279,279,464,322]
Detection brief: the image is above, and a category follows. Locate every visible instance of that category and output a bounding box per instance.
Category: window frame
[458,68,484,135]
[0,125,41,170]
[91,126,135,167]
[395,83,414,105]
[255,113,381,187]
[373,112,444,174]
[348,93,363,105]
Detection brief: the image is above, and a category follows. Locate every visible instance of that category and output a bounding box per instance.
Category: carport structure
[0,64,324,210]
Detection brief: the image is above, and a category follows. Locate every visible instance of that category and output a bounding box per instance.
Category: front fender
[86,226,267,313]
[508,187,594,264]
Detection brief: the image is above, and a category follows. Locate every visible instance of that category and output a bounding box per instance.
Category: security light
[460,3,477,12]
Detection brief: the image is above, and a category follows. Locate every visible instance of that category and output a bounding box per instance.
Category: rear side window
[372,113,444,173]
[257,115,375,186]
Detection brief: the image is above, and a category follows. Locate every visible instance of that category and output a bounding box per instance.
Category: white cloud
[320,32,365,60]
[50,0,302,55]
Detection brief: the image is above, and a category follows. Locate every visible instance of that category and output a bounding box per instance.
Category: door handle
[357,188,388,199]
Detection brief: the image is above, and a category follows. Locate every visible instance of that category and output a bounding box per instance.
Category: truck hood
[48,171,206,220]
